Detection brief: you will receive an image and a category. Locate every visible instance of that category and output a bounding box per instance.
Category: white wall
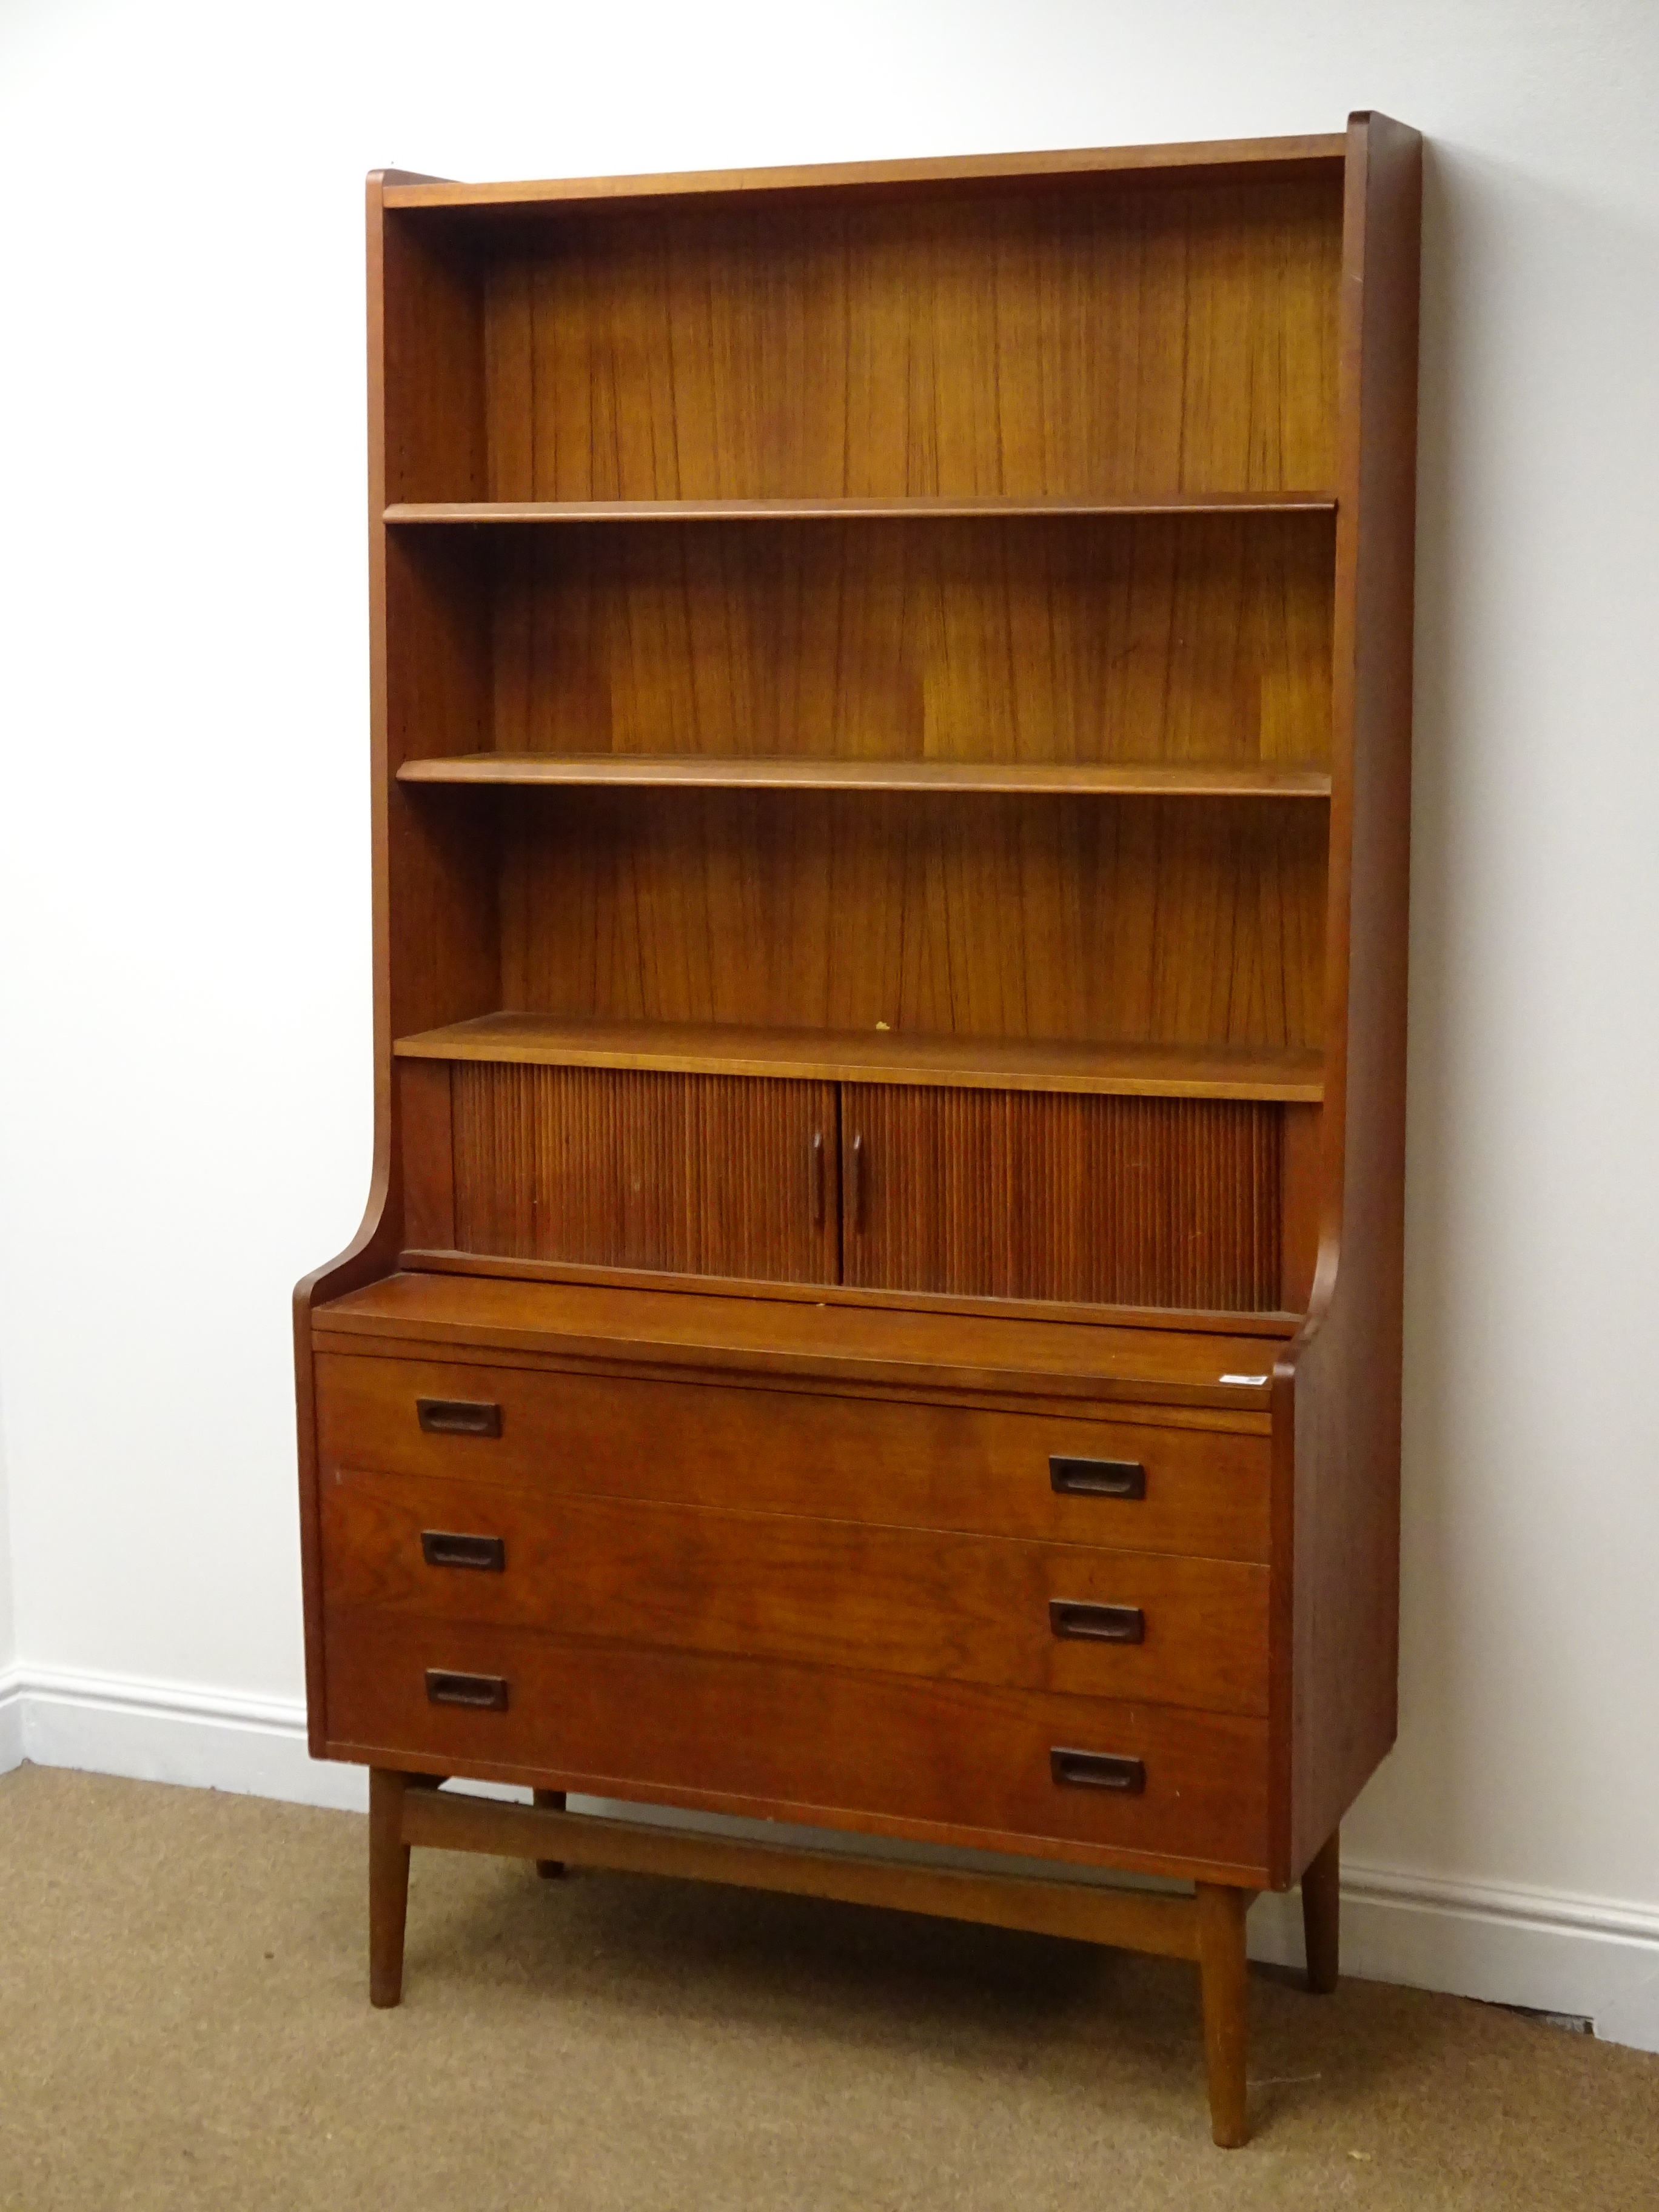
[2,0,1657,2036]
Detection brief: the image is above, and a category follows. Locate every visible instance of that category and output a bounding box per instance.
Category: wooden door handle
[417,1398,502,1439]
[420,1530,506,1572]
[810,1130,825,1226]
[425,1669,509,1711]
[1049,1600,1145,1644]
[1050,1748,1145,1794]
[849,1131,865,1231]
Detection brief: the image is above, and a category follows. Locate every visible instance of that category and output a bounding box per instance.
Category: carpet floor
[0,1764,1654,2210]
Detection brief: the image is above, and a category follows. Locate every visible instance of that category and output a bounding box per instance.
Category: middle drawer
[320,1465,1268,1716]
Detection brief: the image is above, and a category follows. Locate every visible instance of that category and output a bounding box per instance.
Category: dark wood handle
[811,1130,825,1226]
[850,1131,865,1232]
[420,1530,506,1573]
[417,1397,502,1439]
[424,1669,509,1711]
[1049,1600,1145,1644]
[1050,1455,1145,1500]
[1050,1748,1145,1794]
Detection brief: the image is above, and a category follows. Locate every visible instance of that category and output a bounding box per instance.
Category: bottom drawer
[324,1608,1269,1880]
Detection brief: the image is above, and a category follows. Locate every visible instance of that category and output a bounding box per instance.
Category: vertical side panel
[1278,115,1421,1882]
[295,173,466,1758]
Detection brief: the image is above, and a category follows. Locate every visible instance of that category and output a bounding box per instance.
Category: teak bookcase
[295,116,1420,2147]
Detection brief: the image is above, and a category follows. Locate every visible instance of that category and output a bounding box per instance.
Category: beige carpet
[0,1766,1654,2210]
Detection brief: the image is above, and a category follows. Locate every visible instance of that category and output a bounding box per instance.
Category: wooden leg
[1196,1883,1251,2148]
[368,1768,412,2008]
[1301,1827,1341,1995]
[533,1788,567,1879]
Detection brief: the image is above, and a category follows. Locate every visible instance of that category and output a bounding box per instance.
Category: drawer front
[321,1467,1269,1714]
[315,1353,1269,1561]
[324,1608,1269,1877]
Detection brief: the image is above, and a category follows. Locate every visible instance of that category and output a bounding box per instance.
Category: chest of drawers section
[312,1344,1276,1882]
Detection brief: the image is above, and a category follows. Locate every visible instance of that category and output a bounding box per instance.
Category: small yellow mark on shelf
[1348,2150,1373,2162]
[875,1021,890,1030]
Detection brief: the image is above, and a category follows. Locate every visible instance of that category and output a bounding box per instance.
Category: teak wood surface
[397,752,1333,797]
[321,1465,1270,1712]
[313,1346,1275,1560]
[297,119,1420,2149]
[394,1014,1325,1100]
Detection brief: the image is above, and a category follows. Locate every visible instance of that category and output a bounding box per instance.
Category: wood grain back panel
[502,789,1327,1052]
[844,1087,1283,1311]
[450,1063,838,1284]
[487,512,1335,767]
[479,178,1341,500]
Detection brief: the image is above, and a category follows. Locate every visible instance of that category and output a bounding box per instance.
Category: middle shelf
[397,754,1332,797]
[393,1014,1324,1102]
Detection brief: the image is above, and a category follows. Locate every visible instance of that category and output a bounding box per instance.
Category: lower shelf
[393,1013,1324,1102]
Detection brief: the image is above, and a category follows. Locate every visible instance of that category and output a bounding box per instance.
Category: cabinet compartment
[436,1062,838,1284]
[843,1085,1284,1310]
[321,1466,1269,1714]
[323,1607,1270,1876]
[479,510,1334,767]
[406,172,1341,504]
[500,787,1327,1051]
[313,1350,1273,1561]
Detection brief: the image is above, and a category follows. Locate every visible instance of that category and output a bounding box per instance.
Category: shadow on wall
[1346,132,1659,1902]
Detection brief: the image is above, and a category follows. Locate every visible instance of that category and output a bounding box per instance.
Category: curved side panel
[295,167,483,1754]
[1272,113,1421,1883]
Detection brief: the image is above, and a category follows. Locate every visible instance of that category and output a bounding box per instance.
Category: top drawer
[315,1352,1269,1560]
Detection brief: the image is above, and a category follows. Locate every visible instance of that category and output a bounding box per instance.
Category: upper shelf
[394,1013,1324,1102]
[397,753,1331,799]
[378,136,1350,215]
[384,494,1338,526]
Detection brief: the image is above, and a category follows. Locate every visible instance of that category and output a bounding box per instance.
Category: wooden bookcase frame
[295,116,1420,2147]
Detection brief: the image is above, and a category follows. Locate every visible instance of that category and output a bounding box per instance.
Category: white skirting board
[2,1662,1656,2056]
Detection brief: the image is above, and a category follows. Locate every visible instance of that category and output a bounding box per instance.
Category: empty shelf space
[393,1014,1324,1101]
[397,754,1332,798]
[384,494,1338,525]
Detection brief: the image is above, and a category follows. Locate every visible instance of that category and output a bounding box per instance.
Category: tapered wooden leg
[1301,1827,1341,1995]
[1196,1882,1252,2147]
[533,1788,567,1879]
[368,1768,412,2008]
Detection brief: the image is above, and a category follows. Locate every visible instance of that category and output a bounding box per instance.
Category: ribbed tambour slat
[451,1064,839,1284]
[842,1087,1282,1310]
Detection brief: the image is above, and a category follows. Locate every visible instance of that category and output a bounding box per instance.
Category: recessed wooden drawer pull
[420,1530,506,1573]
[1049,1600,1145,1644]
[424,1669,509,1712]
[1050,1455,1145,1500]
[1050,1748,1146,1794]
[417,1397,502,1438]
